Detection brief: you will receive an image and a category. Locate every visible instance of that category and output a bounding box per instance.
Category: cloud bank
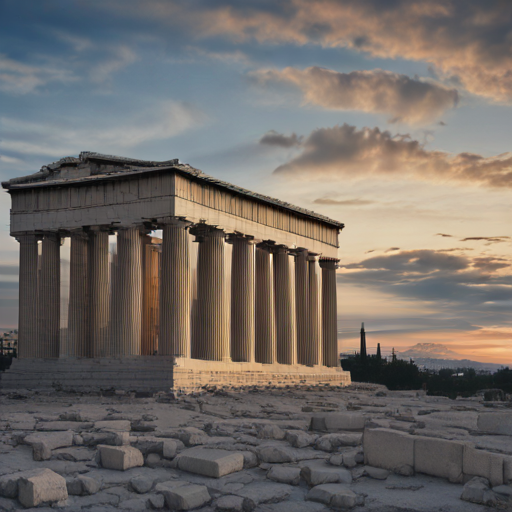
[269,124,512,188]
[139,0,512,102]
[252,67,458,124]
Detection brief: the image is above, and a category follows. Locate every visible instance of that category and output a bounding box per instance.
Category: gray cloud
[272,123,512,188]
[461,236,510,244]
[340,250,512,309]
[251,67,458,125]
[260,131,302,147]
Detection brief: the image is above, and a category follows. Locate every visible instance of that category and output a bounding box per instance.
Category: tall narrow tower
[360,322,367,361]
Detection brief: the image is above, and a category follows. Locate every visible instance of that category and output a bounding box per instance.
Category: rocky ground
[0,383,511,511]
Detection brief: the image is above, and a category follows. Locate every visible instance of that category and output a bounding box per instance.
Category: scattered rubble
[0,385,510,511]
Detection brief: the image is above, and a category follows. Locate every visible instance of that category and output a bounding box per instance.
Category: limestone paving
[0,384,511,511]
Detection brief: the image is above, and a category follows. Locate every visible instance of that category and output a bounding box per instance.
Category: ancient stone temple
[1,152,351,392]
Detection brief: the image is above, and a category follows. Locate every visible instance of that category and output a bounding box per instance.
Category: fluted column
[255,245,276,364]
[142,235,161,355]
[68,231,89,357]
[160,220,191,357]
[38,232,60,358]
[16,234,40,358]
[89,230,110,357]
[194,228,229,361]
[274,247,296,365]
[295,249,309,365]
[230,236,255,362]
[112,227,142,356]
[320,259,338,367]
[308,255,322,366]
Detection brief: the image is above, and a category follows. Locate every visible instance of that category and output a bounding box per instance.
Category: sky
[0,0,511,364]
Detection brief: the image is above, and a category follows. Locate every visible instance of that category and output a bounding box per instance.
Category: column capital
[227,233,256,245]
[69,229,89,241]
[15,233,41,244]
[158,216,192,228]
[319,258,339,270]
[189,223,225,241]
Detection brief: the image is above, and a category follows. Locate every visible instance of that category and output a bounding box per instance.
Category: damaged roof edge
[2,152,345,230]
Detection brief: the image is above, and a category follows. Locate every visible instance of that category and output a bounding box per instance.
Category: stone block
[477,413,512,435]
[25,431,74,461]
[162,439,179,459]
[460,477,497,506]
[257,445,296,463]
[216,495,245,511]
[267,466,301,485]
[156,481,210,510]
[300,461,352,486]
[131,475,155,494]
[177,448,244,478]
[306,483,358,508]
[234,481,292,506]
[315,433,362,452]
[285,431,315,448]
[364,466,389,480]
[363,428,415,476]
[98,445,144,471]
[78,475,100,495]
[36,421,93,431]
[463,445,503,487]
[311,413,366,432]
[257,424,286,440]
[94,420,131,432]
[18,468,68,508]
[414,436,464,483]
[243,451,258,468]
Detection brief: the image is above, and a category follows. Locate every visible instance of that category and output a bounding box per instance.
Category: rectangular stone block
[177,448,244,478]
[156,481,210,510]
[414,437,464,483]
[98,445,144,471]
[477,413,512,435]
[321,413,366,432]
[363,428,415,475]
[463,445,503,487]
[18,469,68,508]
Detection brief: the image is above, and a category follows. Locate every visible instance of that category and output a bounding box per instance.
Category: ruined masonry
[1,152,351,391]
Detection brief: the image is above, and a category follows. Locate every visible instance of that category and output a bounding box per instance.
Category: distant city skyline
[0,1,511,365]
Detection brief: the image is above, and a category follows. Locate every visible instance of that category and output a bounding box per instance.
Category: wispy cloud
[269,123,512,188]
[90,45,138,84]
[313,197,375,206]
[0,54,76,94]
[461,236,510,244]
[251,67,458,125]
[0,101,207,162]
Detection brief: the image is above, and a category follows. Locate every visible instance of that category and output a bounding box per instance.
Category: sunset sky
[0,1,511,364]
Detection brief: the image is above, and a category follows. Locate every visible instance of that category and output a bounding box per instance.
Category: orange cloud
[270,123,512,188]
[126,0,512,102]
[251,67,458,124]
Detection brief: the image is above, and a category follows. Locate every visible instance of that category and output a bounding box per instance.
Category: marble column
[274,247,296,365]
[68,231,89,357]
[142,235,160,356]
[16,234,40,358]
[37,232,60,358]
[89,230,110,357]
[308,255,322,366]
[295,249,309,365]
[255,245,276,364]
[194,228,229,361]
[160,220,191,357]
[112,227,142,356]
[230,236,255,362]
[320,259,338,367]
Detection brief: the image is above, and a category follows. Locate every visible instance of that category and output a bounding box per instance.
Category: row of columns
[16,220,339,367]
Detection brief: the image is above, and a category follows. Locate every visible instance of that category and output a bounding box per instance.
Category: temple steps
[0,356,174,392]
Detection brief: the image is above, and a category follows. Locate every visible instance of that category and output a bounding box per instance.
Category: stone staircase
[0,356,174,392]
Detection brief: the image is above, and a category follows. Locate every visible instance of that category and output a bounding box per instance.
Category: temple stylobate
[1,152,351,392]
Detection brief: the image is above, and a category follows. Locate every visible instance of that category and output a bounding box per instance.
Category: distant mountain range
[396,343,509,372]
